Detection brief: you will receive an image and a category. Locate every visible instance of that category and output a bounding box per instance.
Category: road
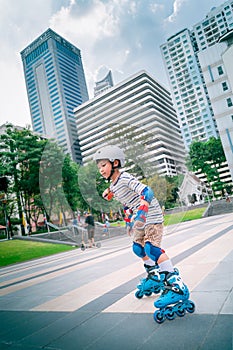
[0,213,232,350]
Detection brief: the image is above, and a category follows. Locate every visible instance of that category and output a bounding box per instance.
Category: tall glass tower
[21,28,89,163]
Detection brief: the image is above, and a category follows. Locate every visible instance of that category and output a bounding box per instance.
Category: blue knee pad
[145,242,163,263]
[132,242,146,258]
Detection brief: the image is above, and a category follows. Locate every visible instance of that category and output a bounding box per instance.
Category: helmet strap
[107,162,116,182]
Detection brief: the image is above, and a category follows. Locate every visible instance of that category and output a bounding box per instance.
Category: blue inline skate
[135,264,163,299]
[153,272,195,323]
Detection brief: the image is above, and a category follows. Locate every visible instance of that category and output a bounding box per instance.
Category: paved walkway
[0,213,232,350]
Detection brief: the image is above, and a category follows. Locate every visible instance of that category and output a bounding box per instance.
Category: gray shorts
[87,227,95,239]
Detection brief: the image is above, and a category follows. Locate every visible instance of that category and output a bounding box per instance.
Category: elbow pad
[141,186,154,204]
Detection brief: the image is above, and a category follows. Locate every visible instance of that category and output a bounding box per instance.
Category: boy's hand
[102,188,114,201]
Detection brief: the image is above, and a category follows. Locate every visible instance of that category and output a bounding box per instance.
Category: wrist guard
[135,204,148,222]
[103,189,114,201]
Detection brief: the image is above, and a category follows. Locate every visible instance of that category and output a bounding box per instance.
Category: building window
[208,65,214,82]
[222,82,228,91]
[217,66,224,75]
[227,98,233,107]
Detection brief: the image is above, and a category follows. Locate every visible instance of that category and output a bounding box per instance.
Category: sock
[158,260,174,273]
[143,258,155,267]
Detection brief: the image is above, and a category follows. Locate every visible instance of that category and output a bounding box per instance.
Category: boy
[94,145,191,312]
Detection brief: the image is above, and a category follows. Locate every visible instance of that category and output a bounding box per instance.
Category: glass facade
[21,28,89,163]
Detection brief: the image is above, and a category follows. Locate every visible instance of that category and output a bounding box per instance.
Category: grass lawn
[111,207,207,227]
[163,207,207,226]
[0,207,207,268]
[0,240,77,267]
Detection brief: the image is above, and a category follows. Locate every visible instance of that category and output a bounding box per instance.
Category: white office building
[198,30,233,181]
[161,0,233,151]
[74,70,186,177]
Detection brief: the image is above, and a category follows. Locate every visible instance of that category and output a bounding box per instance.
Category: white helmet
[94,145,125,167]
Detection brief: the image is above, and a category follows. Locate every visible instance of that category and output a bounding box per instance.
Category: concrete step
[206,198,233,216]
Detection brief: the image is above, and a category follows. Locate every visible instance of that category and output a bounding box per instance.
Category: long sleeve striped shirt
[110,172,164,225]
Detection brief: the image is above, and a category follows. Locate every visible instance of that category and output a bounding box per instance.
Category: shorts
[133,223,163,247]
[87,227,95,240]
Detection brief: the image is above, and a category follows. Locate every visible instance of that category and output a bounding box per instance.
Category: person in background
[84,212,95,247]
[124,206,134,235]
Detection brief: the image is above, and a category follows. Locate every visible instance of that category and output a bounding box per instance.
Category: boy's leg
[133,227,163,297]
[144,224,174,273]
[132,226,160,267]
[132,226,146,259]
[144,224,191,313]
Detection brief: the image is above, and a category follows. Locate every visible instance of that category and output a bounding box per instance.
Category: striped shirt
[110,172,164,225]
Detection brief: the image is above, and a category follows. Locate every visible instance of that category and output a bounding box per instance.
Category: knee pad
[144,242,164,263]
[132,242,146,258]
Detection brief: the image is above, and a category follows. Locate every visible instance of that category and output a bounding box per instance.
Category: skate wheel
[153,287,161,294]
[81,244,85,251]
[165,307,175,320]
[96,242,101,248]
[135,290,143,299]
[154,310,165,324]
[186,301,195,314]
[176,308,185,317]
[145,291,152,297]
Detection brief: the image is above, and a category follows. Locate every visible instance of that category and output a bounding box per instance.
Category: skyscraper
[21,28,89,163]
[161,0,233,151]
[198,30,233,181]
[74,70,186,177]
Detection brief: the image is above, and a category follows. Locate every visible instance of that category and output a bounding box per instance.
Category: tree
[143,174,182,209]
[188,137,227,196]
[0,124,47,234]
[78,162,115,213]
[39,139,66,222]
[18,129,48,228]
[104,123,157,179]
[165,175,183,208]
[62,155,81,217]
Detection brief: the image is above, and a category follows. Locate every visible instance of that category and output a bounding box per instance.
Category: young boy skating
[94,145,195,323]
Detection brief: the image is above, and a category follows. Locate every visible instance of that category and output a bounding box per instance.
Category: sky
[0,0,227,128]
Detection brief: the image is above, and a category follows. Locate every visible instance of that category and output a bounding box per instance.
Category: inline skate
[153,272,195,323]
[135,264,163,299]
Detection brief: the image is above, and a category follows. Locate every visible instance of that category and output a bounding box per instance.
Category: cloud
[166,0,188,23]
[49,0,174,96]
[0,0,227,127]
[50,0,120,44]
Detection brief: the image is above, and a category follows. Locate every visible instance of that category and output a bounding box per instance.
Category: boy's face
[97,159,112,179]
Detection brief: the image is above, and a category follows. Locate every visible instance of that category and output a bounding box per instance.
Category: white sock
[158,260,174,273]
[144,258,155,267]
